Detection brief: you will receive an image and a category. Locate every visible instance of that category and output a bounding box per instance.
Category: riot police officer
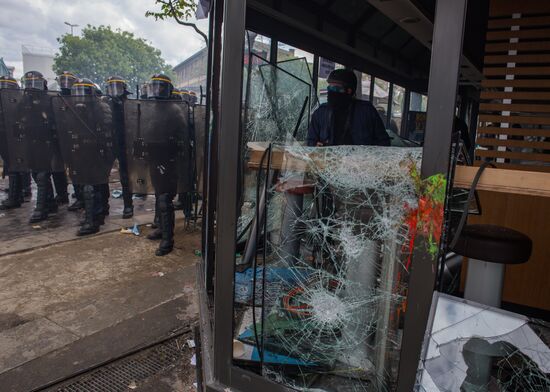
[105,76,133,218]
[23,71,60,223]
[145,74,179,256]
[71,78,110,235]
[0,76,30,210]
[56,71,84,210]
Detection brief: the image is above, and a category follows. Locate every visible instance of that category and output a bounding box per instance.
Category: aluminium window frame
[202,0,469,391]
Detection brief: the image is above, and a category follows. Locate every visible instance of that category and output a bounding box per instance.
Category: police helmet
[57,71,77,90]
[106,76,129,97]
[71,78,97,96]
[0,75,19,90]
[22,71,47,90]
[147,74,173,99]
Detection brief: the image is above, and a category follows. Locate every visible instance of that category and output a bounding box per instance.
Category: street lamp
[64,21,79,35]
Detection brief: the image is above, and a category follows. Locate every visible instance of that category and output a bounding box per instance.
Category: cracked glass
[232,32,446,391]
[418,293,550,392]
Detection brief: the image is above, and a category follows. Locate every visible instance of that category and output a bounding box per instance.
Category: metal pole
[270,38,278,63]
[387,82,394,128]
[401,89,411,137]
[369,76,375,102]
[212,0,246,385]
[396,0,468,390]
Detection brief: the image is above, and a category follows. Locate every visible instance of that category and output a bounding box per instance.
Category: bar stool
[451,224,532,307]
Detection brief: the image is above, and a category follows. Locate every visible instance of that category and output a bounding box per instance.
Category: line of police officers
[0,70,199,256]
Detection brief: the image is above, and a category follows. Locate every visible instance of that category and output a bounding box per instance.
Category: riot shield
[0,98,8,169]
[51,95,116,185]
[124,99,189,195]
[0,89,63,172]
[192,105,206,195]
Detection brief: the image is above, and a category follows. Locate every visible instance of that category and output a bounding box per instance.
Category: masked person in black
[145,74,180,256]
[0,76,30,210]
[105,76,133,218]
[71,78,110,236]
[307,69,390,147]
[22,71,60,223]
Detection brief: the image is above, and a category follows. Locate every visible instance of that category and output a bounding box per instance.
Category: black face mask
[327,91,353,109]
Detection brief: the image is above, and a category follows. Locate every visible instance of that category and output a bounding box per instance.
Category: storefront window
[246,32,271,61]
[361,73,372,101]
[373,78,390,127]
[408,92,428,142]
[391,84,406,135]
[232,43,442,391]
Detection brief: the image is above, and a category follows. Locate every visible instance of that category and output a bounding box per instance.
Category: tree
[54,25,173,90]
[146,0,208,45]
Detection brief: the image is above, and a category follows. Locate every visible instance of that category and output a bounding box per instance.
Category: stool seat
[452,224,532,265]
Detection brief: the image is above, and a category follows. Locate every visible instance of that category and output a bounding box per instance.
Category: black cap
[327,69,357,94]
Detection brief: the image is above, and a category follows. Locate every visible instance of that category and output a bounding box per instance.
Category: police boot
[29,172,51,223]
[122,188,134,219]
[120,164,134,219]
[68,184,84,211]
[0,175,23,210]
[21,172,32,199]
[52,172,69,204]
[101,183,110,217]
[47,178,58,214]
[77,185,99,236]
[156,194,174,256]
[173,194,184,211]
[147,207,162,240]
[122,204,134,219]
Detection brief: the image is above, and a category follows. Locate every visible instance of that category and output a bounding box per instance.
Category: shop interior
[198,0,550,391]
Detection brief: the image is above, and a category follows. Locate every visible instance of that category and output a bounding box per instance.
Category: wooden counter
[247,142,550,197]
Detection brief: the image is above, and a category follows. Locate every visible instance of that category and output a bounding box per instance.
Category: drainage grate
[47,333,191,392]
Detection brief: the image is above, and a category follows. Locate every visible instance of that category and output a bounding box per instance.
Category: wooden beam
[485,54,550,64]
[476,138,550,150]
[488,15,550,29]
[476,149,550,163]
[479,103,550,114]
[487,28,550,41]
[485,41,550,53]
[489,0,550,17]
[479,114,550,126]
[481,79,550,89]
[483,66,550,76]
[454,166,550,197]
[480,90,550,100]
[477,127,550,138]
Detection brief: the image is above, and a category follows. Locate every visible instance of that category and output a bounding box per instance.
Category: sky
[0,0,209,79]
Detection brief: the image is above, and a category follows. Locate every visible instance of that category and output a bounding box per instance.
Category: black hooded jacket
[307,99,391,147]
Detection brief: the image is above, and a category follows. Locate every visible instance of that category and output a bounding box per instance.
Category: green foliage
[146,0,208,44]
[145,0,196,22]
[53,25,174,90]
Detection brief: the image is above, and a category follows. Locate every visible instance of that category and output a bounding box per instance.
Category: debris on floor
[121,224,140,236]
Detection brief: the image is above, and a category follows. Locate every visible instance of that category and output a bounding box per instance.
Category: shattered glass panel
[418,293,550,391]
[233,32,447,392]
[237,36,313,250]
[277,57,319,110]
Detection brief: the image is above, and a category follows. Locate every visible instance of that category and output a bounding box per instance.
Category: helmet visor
[106,80,127,97]
[71,83,94,96]
[0,79,19,90]
[148,79,172,98]
[23,78,46,90]
[58,74,76,90]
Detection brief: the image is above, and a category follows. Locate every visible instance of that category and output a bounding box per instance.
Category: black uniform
[0,76,29,210]
[106,76,133,218]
